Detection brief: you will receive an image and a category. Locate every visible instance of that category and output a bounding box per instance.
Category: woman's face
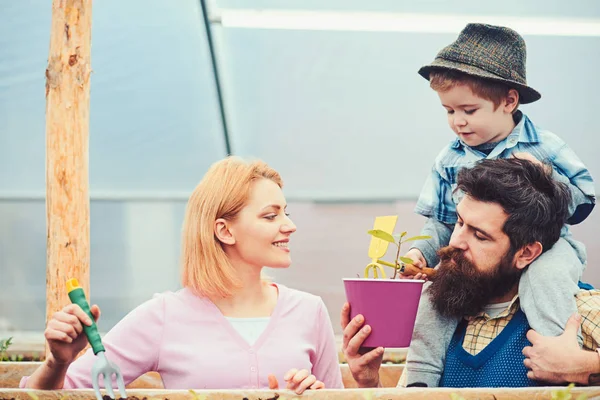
[223,178,296,269]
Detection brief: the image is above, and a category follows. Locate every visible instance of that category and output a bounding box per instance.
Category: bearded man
[342,158,600,388]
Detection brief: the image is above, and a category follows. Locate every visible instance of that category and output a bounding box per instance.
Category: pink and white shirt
[21,283,343,390]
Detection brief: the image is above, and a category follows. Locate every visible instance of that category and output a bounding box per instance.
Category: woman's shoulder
[276,283,325,310]
[147,287,210,309]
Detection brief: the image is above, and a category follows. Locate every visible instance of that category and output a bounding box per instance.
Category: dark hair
[456,158,571,253]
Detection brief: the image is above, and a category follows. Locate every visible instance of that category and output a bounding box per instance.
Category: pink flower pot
[343,278,424,348]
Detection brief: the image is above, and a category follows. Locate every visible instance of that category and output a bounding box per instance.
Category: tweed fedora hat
[418,23,541,104]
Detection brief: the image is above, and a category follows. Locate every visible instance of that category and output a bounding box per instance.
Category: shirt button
[250,366,256,372]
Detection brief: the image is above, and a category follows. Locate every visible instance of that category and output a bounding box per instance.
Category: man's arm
[340,303,384,388]
[523,313,600,385]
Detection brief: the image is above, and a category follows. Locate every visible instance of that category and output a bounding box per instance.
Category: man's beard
[428,246,522,318]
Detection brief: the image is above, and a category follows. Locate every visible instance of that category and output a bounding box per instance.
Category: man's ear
[504,89,519,114]
[513,241,543,270]
[214,218,235,245]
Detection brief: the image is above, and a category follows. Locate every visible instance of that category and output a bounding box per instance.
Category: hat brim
[418,59,541,104]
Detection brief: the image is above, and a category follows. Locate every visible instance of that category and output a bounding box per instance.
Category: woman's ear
[513,241,543,270]
[504,89,519,113]
[214,218,235,245]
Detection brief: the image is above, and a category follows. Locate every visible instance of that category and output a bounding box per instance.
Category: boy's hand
[512,152,552,174]
[399,249,428,280]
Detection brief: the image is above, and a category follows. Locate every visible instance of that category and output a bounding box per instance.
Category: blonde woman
[22,157,343,393]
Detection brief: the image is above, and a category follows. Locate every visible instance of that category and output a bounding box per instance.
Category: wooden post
[45,0,93,358]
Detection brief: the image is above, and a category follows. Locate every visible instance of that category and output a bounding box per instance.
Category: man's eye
[475,234,487,241]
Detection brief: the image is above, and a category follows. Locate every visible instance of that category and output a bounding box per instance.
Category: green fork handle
[67,279,105,355]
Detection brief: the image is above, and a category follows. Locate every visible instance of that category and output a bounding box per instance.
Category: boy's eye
[465,109,477,115]
[446,110,454,115]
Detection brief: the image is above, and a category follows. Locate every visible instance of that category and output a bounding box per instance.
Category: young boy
[402,23,596,387]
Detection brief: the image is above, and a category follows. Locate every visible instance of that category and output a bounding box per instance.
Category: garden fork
[67,279,127,400]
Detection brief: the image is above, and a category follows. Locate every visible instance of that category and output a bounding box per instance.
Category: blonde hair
[429,69,519,111]
[181,156,283,299]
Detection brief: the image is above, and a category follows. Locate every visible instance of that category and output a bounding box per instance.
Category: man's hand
[340,302,384,388]
[523,313,598,384]
[399,249,429,280]
[267,370,324,394]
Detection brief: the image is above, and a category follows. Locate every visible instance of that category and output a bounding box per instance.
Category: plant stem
[392,241,402,279]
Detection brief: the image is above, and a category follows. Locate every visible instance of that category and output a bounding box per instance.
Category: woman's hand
[44,303,101,366]
[268,369,325,394]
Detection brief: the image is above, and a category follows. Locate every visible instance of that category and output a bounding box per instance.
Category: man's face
[449,195,511,274]
[428,196,521,318]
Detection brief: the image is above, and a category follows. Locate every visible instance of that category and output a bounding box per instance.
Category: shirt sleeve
[550,144,596,225]
[62,294,166,388]
[410,218,454,268]
[311,299,343,389]
[414,166,458,226]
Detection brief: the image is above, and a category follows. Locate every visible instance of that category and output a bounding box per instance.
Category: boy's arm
[550,144,596,224]
[413,163,457,268]
[410,218,454,268]
[550,168,595,225]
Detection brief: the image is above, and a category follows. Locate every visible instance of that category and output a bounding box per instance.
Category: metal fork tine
[92,373,103,400]
[104,371,116,399]
[116,370,127,399]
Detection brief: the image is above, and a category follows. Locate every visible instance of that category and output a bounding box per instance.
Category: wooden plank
[1,387,599,400]
[45,0,93,359]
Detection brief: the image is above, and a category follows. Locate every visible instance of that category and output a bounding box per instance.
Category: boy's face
[437,84,514,147]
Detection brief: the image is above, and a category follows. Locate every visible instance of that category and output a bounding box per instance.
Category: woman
[22,156,343,393]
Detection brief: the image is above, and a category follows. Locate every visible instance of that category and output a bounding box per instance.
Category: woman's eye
[264,214,276,220]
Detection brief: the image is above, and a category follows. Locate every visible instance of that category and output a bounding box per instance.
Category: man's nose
[449,228,468,250]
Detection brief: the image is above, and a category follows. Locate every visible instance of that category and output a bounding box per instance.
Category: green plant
[0,337,13,361]
[365,229,431,279]
[551,383,588,400]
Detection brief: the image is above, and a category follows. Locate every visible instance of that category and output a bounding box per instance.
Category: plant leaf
[401,235,432,243]
[400,231,407,238]
[399,256,414,264]
[367,229,396,244]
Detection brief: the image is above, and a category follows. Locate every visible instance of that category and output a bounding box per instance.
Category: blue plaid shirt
[415,111,596,227]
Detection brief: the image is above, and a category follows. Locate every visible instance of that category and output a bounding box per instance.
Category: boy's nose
[453,117,467,127]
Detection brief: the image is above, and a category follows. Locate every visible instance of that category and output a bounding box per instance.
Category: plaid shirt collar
[465,294,520,322]
[450,111,539,150]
